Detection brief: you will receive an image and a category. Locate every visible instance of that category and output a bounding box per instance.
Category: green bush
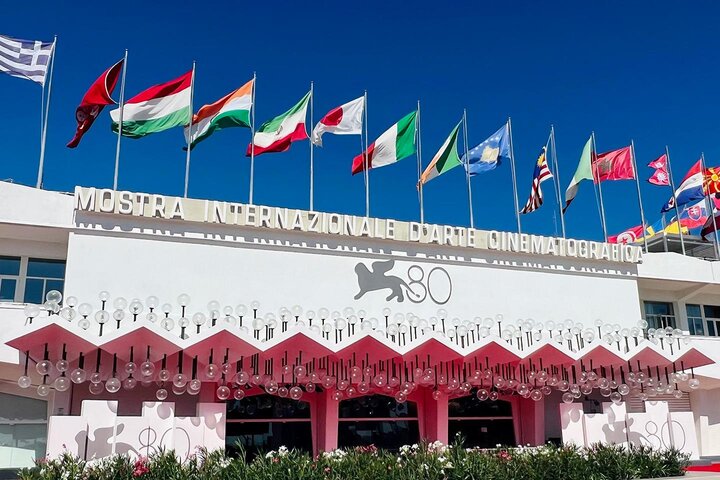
[17,440,690,480]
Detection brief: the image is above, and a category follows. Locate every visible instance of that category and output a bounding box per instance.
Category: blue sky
[2,1,719,241]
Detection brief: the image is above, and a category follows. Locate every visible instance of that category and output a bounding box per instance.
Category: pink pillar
[421,390,448,444]
[315,389,339,455]
[515,396,545,446]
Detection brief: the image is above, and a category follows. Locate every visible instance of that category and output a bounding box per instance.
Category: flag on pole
[594,146,634,182]
[702,211,720,238]
[311,96,364,146]
[676,202,709,229]
[519,146,553,214]
[184,78,253,149]
[67,59,123,148]
[461,124,510,175]
[351,111,416,175]
[246,91,310,156]
[608,225,646,244]
[418,121,462,186]
[0,34,54,85]
[703,167,720,195]
[109,70,192,138]
[661,160,704,212]
[563,136,593,212]
[647,154,670,186]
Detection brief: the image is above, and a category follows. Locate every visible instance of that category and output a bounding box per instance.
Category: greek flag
[0,34,54,85]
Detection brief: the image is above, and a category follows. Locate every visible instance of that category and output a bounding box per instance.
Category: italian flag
[110,70,191,138]
[419,122,462,185]
[184,78,253,149]
[246,91,310,156]
[351,111,416,175]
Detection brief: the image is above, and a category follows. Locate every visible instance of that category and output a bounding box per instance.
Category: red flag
[67,59,123,148]
[608,225,645,244]
[647,154,670,186]
[593,146,634,182]
[703,167,720,195]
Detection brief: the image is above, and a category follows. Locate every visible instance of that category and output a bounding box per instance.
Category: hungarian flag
[419,122,462,186]
[185,78,253,149]
[246,92,310,156]
[67,59,123,148]
[647,154,670,186]
[594,146,634,182]
[703,167,720,195]
[110,70,192,138]
[608,225,645,244]
[311,96,364,146]
[352,111,416,175]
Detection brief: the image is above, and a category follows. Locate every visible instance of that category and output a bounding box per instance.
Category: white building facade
[0,181,719,471]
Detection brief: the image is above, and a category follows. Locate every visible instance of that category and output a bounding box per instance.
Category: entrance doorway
[448,395,515,447]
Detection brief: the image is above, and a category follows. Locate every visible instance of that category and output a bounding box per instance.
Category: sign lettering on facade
[74,187,642,264]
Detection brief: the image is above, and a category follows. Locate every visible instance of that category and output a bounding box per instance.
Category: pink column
[515,396,545,446]
[315,389,339,455]
[421,390,448,444]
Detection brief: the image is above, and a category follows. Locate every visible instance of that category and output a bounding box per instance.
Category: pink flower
[133,457,149,477]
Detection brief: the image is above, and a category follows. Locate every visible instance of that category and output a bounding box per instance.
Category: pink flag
[647,154,670,186]
[608,225,645,244]
[593,146,635,182]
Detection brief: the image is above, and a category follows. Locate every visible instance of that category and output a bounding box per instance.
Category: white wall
[63,228,642,327]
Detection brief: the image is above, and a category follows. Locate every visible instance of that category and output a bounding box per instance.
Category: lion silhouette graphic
[354,259,416,302]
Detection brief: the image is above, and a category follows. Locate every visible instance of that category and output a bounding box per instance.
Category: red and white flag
[647,154,670,186]
[593,146,635,182]
[311,96,364,146]
[67,59,123,148]
[608,225,645,244]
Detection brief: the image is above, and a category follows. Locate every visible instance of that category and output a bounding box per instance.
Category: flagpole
[661,213,668,252]
[701,152,720,259]
[36,35,57,189]
[630,139,649,253]
[591,131,609,242]
[183,62,196,198]
[417,100,425,224]
[462,109,474,228]
[507,117,521,233]
[249,72,257,205]
[665,146,685,255]
[550,126,566,238]
[309,81,314,211]
[113,49,128,191]
[363,90,369,217]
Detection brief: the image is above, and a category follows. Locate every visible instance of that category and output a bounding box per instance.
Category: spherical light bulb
[177,294,191,307]
[216,385,230,400]
[113,297,128,310]
[173,373,188,388]
[688,378,701,389]
[88,382,103,395]
[233,389,245,400]
[17,375,31,388]
[205,363,219,380]
[36,360,51,376]
[98,291,111,302]
[140,361,155,378]
[94,310,109,324]
[55,360,68,373]
[156,388,168,401]
[37,384,50,397]
[105,377,121,393]
[129,301,144,315]
[123,377,137,390]
[192,312,206,326]
[70,368,87,384]
[78,303,93,316]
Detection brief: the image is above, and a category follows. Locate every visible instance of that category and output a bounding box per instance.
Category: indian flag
[110,70,191,138]
[419,122,462,186]
[246,91,310,156]
[351,111,416,175]
[185,78,253,149]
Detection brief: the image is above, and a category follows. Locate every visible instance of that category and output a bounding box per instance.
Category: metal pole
[661,213,668,252]
[507,117,521,233]
[665,146,685,255]
[550,126,566,238]
[183,62,196,198]
[36,35,57,189]
[416,101,424,224]
[701,153,720,259]
[592,131,609,242]
[309,81,314,211]
[463,109,474,228]
[363,90,369,217]
[113,49,128,191]
[630,140,649,253]
[249,72,256,204]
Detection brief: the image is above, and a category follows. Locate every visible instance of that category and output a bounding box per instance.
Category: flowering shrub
[17,442,689,480]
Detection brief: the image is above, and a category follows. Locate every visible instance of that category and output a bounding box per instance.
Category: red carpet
[687,464,720,472]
